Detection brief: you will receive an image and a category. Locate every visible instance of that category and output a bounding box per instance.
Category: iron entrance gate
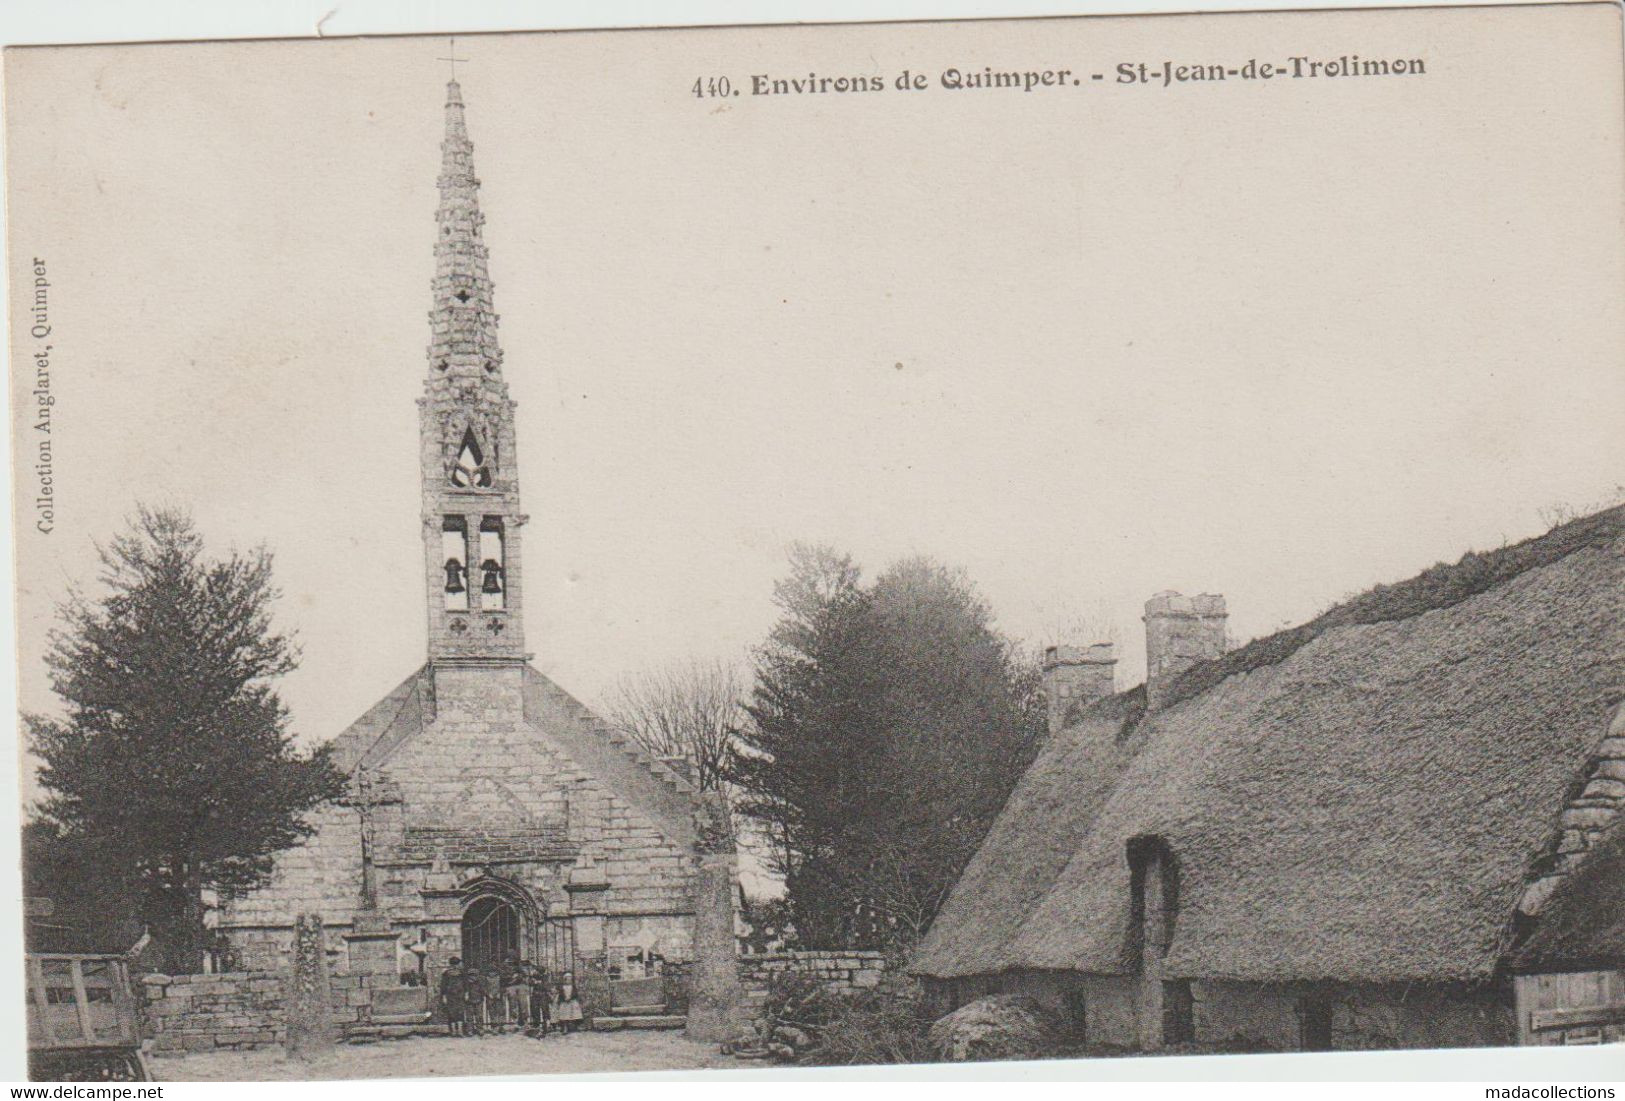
[460,895,575,978]
[460,895,520,974]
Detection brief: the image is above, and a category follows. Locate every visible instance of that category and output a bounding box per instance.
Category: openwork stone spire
[419,75,527,665]
[428,79,503,383]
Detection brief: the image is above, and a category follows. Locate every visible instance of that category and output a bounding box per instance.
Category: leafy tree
[731,545,1044,949]
[27,506,345,971]
[21,820,146,952]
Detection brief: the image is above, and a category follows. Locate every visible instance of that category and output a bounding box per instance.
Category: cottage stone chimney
[1143,592,1228,712]
[1041,643,1117,736]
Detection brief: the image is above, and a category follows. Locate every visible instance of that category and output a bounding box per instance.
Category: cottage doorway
[461,895,522,973]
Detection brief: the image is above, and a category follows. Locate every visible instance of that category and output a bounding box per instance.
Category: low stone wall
[738,951,891,1016]
[141,970,394,1054]
[141,972,285,1054]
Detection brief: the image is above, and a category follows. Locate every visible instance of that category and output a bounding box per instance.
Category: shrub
[806,990,935,1066]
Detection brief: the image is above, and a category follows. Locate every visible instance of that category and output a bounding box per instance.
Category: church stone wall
[382,665,697,918]
[221,804,364,933]
[219,663,700,976]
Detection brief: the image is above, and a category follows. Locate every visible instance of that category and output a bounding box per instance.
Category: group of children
[437,953,584,1038]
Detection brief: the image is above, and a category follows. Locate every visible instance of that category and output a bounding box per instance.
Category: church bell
[444,558,466,594]
[480,559,504,594]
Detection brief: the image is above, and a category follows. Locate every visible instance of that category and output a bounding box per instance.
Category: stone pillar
[285,913,335,1059]
[685,793,744,1043]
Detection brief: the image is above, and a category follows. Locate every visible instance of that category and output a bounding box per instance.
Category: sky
[6,7,1624,803]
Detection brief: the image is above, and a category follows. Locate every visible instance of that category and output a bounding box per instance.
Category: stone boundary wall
[140,970,387,1054]
[738,951,892,1016]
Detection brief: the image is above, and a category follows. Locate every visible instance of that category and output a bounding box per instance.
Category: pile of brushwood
[723,971,935,1066]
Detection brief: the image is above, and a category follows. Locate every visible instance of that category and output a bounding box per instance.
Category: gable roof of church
[324,664,701,850]
[912,505,1624,984]
[329,668,425,775]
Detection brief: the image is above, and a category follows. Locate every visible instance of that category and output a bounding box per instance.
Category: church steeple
[419,75,527,664]
[429,79,502,383]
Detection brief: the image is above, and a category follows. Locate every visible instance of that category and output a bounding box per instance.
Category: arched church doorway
[461,895,523,973]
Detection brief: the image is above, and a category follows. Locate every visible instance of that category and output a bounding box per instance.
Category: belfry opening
[451,427,491,488]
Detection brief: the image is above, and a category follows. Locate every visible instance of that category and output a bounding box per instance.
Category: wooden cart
[25,952,151,1081]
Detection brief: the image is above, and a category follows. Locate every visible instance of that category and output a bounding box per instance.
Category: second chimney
[1042,643,1117,736]
[1143,591,1227,712]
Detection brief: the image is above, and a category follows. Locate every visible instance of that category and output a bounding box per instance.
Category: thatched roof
[1514,820,1625,974]
[914,507,1624,983]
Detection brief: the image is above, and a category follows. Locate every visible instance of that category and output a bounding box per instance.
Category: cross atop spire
[437,36,469,82]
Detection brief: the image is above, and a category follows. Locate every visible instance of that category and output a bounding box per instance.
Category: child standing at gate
[553,970,583,1036]
[503,955,533,1032]
[527,962,551,1037]
[438,957,468,1037]
[482,964,506,1033]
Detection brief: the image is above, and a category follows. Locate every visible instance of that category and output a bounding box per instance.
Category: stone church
[218,77,737,1033]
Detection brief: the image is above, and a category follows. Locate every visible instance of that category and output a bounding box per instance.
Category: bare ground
[152,1029,735,1080]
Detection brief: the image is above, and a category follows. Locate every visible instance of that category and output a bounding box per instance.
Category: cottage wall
[923,973,1514,1053]
[1191,980,1514,1051]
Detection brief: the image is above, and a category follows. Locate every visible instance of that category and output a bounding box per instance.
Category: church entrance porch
[456,892,577,979]
[461,895,522,974]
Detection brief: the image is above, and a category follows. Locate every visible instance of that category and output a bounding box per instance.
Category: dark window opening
[1162,980,1194,1046]
[1127,835,1180,971]
[1298,996,1334,1052]
[1064,989,1088,1041]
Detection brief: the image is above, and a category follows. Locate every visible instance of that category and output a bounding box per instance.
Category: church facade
[218,78,719,999]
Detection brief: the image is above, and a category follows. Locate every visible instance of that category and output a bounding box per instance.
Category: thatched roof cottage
[913,506,1624,1052]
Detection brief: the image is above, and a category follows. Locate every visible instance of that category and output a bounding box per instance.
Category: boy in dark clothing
[529,964,552,1037]
[503,956,533,1033]
[438,957,467,1037]
[478,965,505,1033]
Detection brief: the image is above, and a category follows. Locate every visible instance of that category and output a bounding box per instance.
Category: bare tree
[604,657,745,796]
[1035,596,1122,651]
